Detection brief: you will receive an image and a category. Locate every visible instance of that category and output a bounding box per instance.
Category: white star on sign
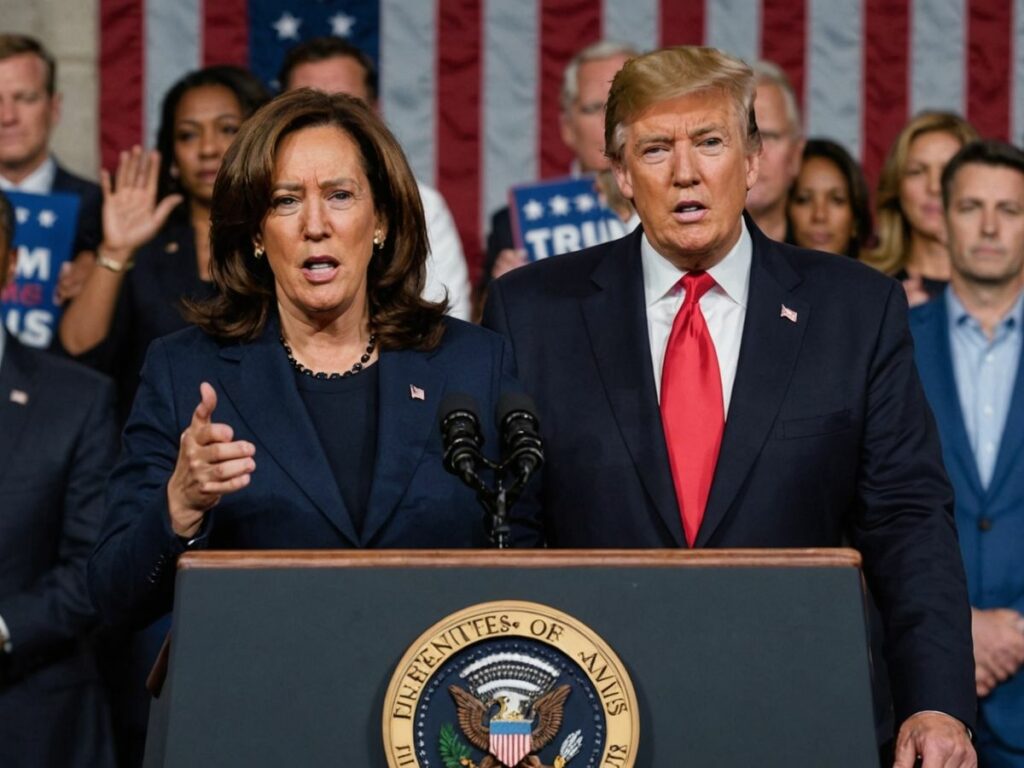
[273,11,302,40]
[15,207,29,225]
[37,209,57,228]
[549,195,570,216]
[522,199,544,221]
[330,12,356,37]
[574,193,595,213]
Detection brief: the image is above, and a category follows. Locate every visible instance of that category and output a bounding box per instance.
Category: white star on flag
[273,11,302,40]
[37,209,57,228]
[549,195,570,216]
[780,304,798,323]
[15,207,29,225]
[522,199,544,221]
[409,384,425,401]
[574,193,595,213]
[9,389,28,405]
[330,12,355,37]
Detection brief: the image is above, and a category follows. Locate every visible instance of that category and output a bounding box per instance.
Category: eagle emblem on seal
[447,652,583,768]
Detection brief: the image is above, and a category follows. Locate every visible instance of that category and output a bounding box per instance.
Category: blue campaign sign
[0,190,80,348]
[510,176,629,262]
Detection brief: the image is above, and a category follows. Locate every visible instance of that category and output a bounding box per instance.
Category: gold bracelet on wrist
[97,253,134,273]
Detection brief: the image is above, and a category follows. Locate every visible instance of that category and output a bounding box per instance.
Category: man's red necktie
[660,271,724,546]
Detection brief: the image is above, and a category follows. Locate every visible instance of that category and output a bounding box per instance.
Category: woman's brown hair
[187,88,447,350]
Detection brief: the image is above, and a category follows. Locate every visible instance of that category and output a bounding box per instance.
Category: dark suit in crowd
[483,219,976,730]
[912,295,1024,761]
[52,163,103,256]
[0,332,118,768]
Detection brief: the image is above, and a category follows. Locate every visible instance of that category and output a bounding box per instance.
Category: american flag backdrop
[99,0,1024,281]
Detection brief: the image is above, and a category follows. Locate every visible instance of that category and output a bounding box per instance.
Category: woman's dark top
[894,268,947,301]
[295,362,380,535]
[74,221,216,422]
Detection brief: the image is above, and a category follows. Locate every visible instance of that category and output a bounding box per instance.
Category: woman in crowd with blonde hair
[862,111,977,305]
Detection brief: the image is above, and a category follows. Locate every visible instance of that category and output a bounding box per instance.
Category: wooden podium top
[178,547,862,571]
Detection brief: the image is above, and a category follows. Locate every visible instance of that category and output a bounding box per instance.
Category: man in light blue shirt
[911,139,1024,767]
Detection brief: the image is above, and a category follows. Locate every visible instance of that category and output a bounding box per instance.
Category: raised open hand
[100,146,183,260]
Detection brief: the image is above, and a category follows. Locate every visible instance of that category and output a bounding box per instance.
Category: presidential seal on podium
[383,600,638,768]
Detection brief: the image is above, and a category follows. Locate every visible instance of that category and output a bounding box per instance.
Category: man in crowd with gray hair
[745,60,805,242]
[484,40,637,284]
[485,45,975,766]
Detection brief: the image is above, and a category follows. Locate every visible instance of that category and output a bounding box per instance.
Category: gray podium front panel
[147,553,878,767]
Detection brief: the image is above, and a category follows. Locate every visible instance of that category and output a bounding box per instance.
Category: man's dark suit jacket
[52,163,102,256]
[0,333,118,767]
[88,317,543,628]
[911,295,1024,751]
[482,218,976,728]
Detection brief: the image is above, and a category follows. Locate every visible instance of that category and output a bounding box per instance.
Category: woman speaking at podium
[89,89,541,626]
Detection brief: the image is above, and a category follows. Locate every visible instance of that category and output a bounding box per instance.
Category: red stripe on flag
[202,0,249,67]
[539,0,601,179]
[967,0,1012,140]
[437,0,483,277]
[863,0,910,187]
[659,0,705,46]
[761,0,807,116]
[99,0,144,173]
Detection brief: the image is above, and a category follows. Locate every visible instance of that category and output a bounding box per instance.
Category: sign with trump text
[510,177,629,263]
[0,191,80,349]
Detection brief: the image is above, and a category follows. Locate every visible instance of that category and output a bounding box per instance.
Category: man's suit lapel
[0,335,37,485]
[986,338,1024,499]
[917,300,985,500]
[217,322,359,545]
[580,230,685,546]
[360,348,445,545]
[696,230,809,546]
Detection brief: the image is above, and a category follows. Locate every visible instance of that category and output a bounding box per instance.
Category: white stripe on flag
[706,0,760,63]
[603,0,658,53]
[380,0,437,185]
[1014,0,1024,143]
[910,0,966,115]
[145,0,200,147]
[482,1,539,226]
[806,0,864,158]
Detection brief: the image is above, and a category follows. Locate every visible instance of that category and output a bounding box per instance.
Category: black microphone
[497,392,544,487]
[439,393,486,488]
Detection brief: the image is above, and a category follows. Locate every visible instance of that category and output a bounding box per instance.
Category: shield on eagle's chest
[489,718,532,767]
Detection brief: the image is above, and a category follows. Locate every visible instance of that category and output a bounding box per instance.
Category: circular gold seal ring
[383,599,638,768]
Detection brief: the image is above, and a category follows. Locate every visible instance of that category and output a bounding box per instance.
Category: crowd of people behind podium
[0,28,1022,768]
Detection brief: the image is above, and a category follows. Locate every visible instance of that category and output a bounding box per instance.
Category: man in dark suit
[0,191,118,765]
[911,139,1024,767]
[0,34,102,299]
[483,46,976,766]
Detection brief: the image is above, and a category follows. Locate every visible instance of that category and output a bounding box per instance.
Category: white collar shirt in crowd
[642,217,752,418]
[0,155,57,194]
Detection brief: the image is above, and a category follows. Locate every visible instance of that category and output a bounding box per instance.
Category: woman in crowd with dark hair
[59,65,270,418]
[89,89,541,625]
[861,110,977,305]
[787,138,872,259]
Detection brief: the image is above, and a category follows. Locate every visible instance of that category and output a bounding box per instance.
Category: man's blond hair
[604,46,760,163]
